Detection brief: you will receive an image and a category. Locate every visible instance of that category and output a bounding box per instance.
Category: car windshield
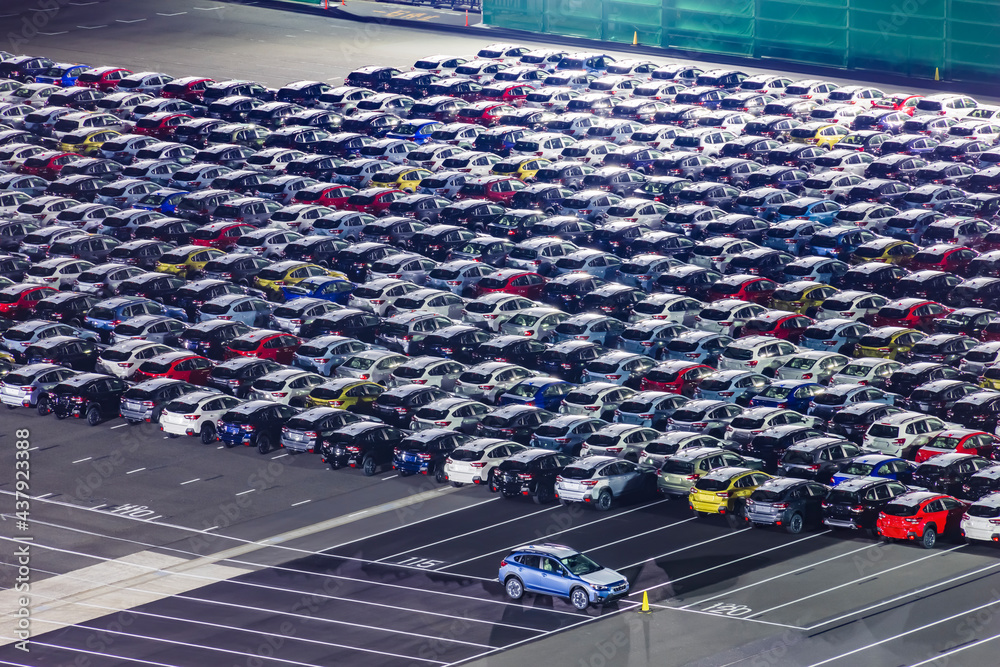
[559,552,602,576]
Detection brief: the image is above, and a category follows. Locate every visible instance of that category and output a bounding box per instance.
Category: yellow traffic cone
[633,31,638,46]
[639,591,651,613]
[935,67,940,81]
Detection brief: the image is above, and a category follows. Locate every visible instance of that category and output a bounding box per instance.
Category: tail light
[346,445,360,453]
[850,504,865,513]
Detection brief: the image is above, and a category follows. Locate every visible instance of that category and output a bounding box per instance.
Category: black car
[47,234,119,264]
[651,153,716,180]
[299,308,381,342]
[822,477,909,533]
[340,111,403,139]
[393,428,470,483]
[206,357,282,398]
[935,307,998,338]
[948,390,1000,432]
[48,372,128,425]
[655,265,723,301]
[894,270,961,303]
[828,401,904,444]
[960,465,1000,501]
[173,118,226,148]
[632,176,694,204]
[541,273,606,313]
[178,319,252,360]
[662,206,729,241]
[485,209,547,241]
[439,200,507,233]
[725,246,794,280]
[119,377,200,424]
[315,132,374,158]
[477,405,556,445]
[408,225,477,261]
[417,325,493,363]
[476,128,527,158]
[493,447,575,503]
[281,237,343,266]
[950,277,1000,309]
[719,136,782,160]
[844,179,912,206]
[320,420,407,475]
[278,406,366,454]
[906,335,979,366]
[577,284,645,320]
[370,384,450,427]
[33,292,99,327]
[741,425,825,472]
[24,335,99,372]
[210,169,270,194]
[106,239,176,271]
[217,399,299,454]
[133,218,201,245]
[874,362,959,396]
[0,254,31,282]
[331,242,399,282]
[285,154,343,181]
[116,272,187,302]
[536,340,603,383]
[910,453,995,497]
[840,262,910,297]
[170,279,247,319]
[0,221,37,253]
[776,438,863,483]
[470,336,548,368]
[746,477,830,534]
[201,253,271,285]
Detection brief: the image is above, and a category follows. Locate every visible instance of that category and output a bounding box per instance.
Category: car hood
[579,567,626,587]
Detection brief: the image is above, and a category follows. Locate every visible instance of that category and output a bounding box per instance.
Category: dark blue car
[386,119,443,146]
[280,276,355,305]
[748,380,825,413]
[134,188,189,214]
[499,377,577,411]
[35,63,89,87]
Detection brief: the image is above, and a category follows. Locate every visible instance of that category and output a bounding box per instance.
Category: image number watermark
[12,427,33,652]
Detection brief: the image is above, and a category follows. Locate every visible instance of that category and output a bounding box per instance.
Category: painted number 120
[702,602,753,616]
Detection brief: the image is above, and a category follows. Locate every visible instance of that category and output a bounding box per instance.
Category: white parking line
[271,453,288,459]
[649,602,807,630]
[116,18,146,23]
[156,11,188,16]
[908,632,1000,666]
[376,504,558,562]
[291,499,311,506]
[10,642,178,667]
[76,24,107,29]
[35,492,53,499]
[125,467,145,475]
[109,424,127,429]
[749,544,966,619]
[179,478,200,486]
[680,542,877,609]
[587,516,698,553]
[38,31,69,35]
[381,474,398,480]
[72,457,92,464]
[235,489,255,496]
[807,594,1000,666]
[216,445,223,449]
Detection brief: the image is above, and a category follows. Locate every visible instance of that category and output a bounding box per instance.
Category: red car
[344,187,405,215]
[225,329,301,364]
[639,360,714,395]
[18,151,83,180]
[0,283,59,319]
[914,429,1000,463]
[706,274,777,305]
[867,298,953,331]
[870,94,923,116]
[876,491,965,547]
[75,66,133,91]
[131,351,214,385]
[479,83,535,107]
[474,269,546,299]
[454,175,526,204]
[132,111,194,141]
[456,101,517,127]
[160,76,216,103]
[908,244,979,276]
[291,184,358,208]
[740,311,815,342]
[190,221,255,251]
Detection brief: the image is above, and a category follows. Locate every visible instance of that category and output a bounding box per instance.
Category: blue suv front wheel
[504,576,524,600]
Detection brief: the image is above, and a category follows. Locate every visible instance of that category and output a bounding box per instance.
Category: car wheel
[504,576,524,600]
[255,433,271,455]
[54,409,67,419]
[692,509,708,519]
[200,423,216,445]
[86,406,102,426]
[595,489,613,511]
[570,587,590,610]
[165,432,179,439]
[451,481,464,488]
[362,455,378,476]
[434,465,447,484]
[35,397,50,416]
[785,513,804,535]
[150,407,163,424]
[398,469,413,476]
[921,526,937,549]
[533,485,553,504]
[488,469,500,493]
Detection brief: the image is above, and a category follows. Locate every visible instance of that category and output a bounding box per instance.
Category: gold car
[154,245,226,278]
[855,326,925,359]
[491,156,551,181]
[771,281,840,316]
[689,467,772,520]
[305,378,384,410]
[850,238,919,266]
[790,121,850,148]
[58,129,122,156]
[370,166,434,193]
[254,260,342,299]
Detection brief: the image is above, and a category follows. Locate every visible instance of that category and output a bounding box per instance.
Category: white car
[546,112,598,139]
[498,307,568,342]
[815,290,890,321]
[959,491,1000,545]
[559,138,619,164]
[316,86,373,113]
[461,293,539,331]
[717,336,800,374]
[390,288,466,319]
[630,294,703,325]
[672,127,737,156]
[0,189,29,215]
[689,237,759,271]
[825,85,886,108]
[519,49,569,72]
[693,300,768,335]
[828,357,902,386]
[406,143,463,171]
[0,363,79,409]
[812,149,874,176]
[160,390,244,443]
[523,86,579,112]
[585,118,644,145]
[412,54,468,76]
[512,132,577,161]
[244,147,305,172]
[268,204,334,231]
[14,196,80,226]
[441,151,501,176]
[695,111,753,134]
[24,257,94,289]
[361,138,419,165]
[2,83,59,108]
[410,396,490,433]
[605,198,670,227]
[914,93,979,118]
[587,75,641,97]
[0,143,45,172]
[453,362,534,403]
[863,411,946,456]
[95,340,175,379]
[388,356,466,391]
[802,171,864,199]
[347,278,421,316]
[948,120,1000,144]
[783,79,839,102]
[475,43,530,64]
[559,382,636,420]
[444,437,526,487]
[249,368,325,405]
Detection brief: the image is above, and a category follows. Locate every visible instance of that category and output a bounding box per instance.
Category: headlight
[591,585,608,591]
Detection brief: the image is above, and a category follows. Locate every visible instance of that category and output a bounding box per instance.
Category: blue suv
[499,543,629,610]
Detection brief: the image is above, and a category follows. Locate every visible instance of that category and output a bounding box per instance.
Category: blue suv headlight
[591,584,608,591]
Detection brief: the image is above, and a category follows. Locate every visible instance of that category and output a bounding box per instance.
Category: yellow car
[491,156,551,181]
[58,129,122,156]
[790,121,850,148]
[771,281,840,316]
[369,166,434,193]
[980,367,1000,391]
[850,238,919,266]
[306,378,384,409]
[689,467,772,520]
[854,326,925,359]
[254,260,339,298]
[154,245,226,278]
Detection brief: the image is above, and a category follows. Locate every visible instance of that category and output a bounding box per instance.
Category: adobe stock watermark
[6,0,73,50]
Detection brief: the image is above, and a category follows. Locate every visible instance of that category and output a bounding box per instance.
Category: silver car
[777,351,850,383]
[617,320,690,358]
[726,407,824,447]
[554,456,656,510]
[666,400,744,438]
[637,432,726,469]
[1,320,99,358]
[271,298,341,335]
[499,307,568,342]
[579,424,661,460]
[368,253,438,285]
[560,382,635,420]
[292,335,383,377]
[335,349,409,385]
[95,178,161,208]
[581,350,657,386]
[694,370,771,405]
[529,415,607,455]
[74,264,147,297]
[197,294,273,328]
[0,363,79,409]
[110,315,187,346]
[426,259,495,296]
[614,391,689,428]
[454,362,535,403]
[347,277,421,317]
[387,355,465,391]
[461,293,540,332]
[551,313,625,346]
[249,368,326,405]
[410,396,491,433]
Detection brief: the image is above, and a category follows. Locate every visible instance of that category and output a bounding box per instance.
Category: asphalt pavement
[4,1,1000,665]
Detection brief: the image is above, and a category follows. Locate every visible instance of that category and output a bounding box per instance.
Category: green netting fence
[483,0,1000,83]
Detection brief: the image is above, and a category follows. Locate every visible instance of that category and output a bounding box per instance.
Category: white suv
[718,336,800,375]
[160,391,244,443]
[694,300,768,335]
[444,438,526,487]
[863,411,946,457]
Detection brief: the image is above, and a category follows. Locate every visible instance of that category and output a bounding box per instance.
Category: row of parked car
[4,45,1000,552]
